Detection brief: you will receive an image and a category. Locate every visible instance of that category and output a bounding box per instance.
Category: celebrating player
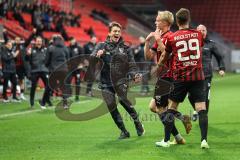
[157,8,209,149]
[145,11,191,144]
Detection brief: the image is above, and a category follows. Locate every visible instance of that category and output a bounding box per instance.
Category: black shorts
[170,80,206,103]
[154,77,173,107]
[188,77,212,103]
[16,66,26,80]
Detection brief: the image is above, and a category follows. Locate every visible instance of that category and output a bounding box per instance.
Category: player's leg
[157,81,189,147]
[116,84,145,136]
[102,87,129,139]
[167,81,192,134]
[188,93,198,121]
[190,80,209,148]
[156,99,179,147]
[205,77,212,113]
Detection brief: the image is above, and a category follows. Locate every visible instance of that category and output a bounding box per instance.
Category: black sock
[162,110,175,142]
[198,110,208,141]
[206,100,210,113]
[159,112,179,137]
[171,124,179,136]
[168,109,183,121]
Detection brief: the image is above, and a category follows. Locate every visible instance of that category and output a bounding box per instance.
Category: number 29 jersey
[165,29,205,81]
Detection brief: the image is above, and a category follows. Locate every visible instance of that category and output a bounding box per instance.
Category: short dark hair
[108,21,122,32]
[176,8,191,26]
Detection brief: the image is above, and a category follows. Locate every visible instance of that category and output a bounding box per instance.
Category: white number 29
[176,38,200,61]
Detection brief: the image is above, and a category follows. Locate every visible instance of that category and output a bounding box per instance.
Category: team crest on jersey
[119,47,124,53]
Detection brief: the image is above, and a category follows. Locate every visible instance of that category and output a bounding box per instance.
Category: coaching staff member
[26,36,52,109]
[46,35,70,109]
[91,22,145,139]
[1,40,20,102]
[189,24,225,121]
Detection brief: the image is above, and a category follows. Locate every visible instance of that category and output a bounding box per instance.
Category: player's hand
[219,70,225,77]
[134,73,142,83]
[145,32,155,41]
[96,49,105,58]
[153,29,162,41]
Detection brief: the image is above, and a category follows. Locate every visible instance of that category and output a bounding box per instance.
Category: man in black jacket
[1,40,20,102]
[189,24,225,121]
[91,22,144,139]
[26,36,52,109]
[84,36,97,96]
[68,37,84,101]
[46,35,70,109]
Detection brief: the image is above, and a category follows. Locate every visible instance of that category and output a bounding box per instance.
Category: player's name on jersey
[174,33,199,41]
[183,60,198,66]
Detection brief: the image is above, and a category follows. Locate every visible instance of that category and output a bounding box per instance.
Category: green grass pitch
[0,73,240,160]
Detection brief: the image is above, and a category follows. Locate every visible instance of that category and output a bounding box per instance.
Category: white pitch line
[0,100,91,119]
[0,109,43,119]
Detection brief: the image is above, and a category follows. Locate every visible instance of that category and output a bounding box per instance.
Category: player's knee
[195,102,206,112]
[149,105,156,113]
[148,99,156,112]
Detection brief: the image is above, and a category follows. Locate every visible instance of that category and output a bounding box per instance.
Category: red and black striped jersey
[152,30,173,78]
[165,29,204,81]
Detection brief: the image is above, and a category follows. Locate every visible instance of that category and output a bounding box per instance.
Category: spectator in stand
[33,6,44,32]
[2,28,9,43]
[22,2,34,14]
[86,27,95,37]
[0,0,8,17]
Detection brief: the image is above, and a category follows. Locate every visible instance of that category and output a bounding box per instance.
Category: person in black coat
[1,40,20,102]
[189,24,226,120]
[46,35,70,109]
[26,36,52,108]
[91,22,144,139]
